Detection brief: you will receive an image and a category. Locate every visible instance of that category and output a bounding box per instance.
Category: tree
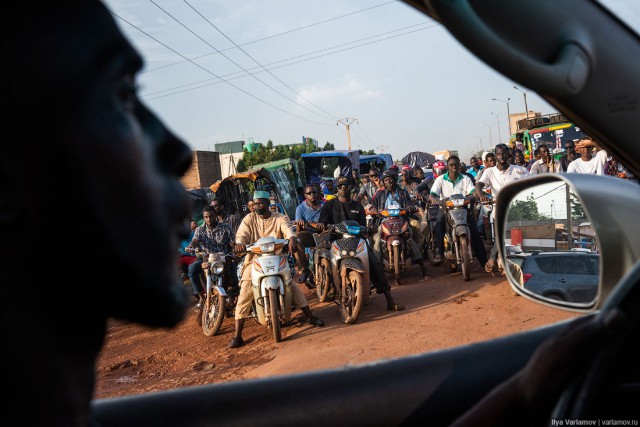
[569,192,585,219]
[507,193,551,221]
[236,139,324,171]
[323,142,335,151]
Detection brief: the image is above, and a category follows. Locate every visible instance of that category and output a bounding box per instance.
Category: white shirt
[430,173,475,199]
[566,156,605,175]
[478,164,530,199]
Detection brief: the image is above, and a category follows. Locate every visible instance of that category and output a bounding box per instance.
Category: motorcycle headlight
[212,263,224,275]
[346,225,361,235]
[452,198,466,207]
[259,242,275,253]
[388,208,400,217]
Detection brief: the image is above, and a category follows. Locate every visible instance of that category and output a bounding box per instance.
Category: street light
[513,85,530,119]
[473,135,483,152]
[491,112,502,144]
[491,97,511,136]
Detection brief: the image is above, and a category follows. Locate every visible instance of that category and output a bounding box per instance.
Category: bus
[510,113,587,162]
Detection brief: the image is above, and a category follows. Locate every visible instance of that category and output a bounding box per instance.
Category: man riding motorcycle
[229,191,325,349]
[370,170,425,271]
[293,184,324,287]
[428,156,488,267]
[318,176,404,311]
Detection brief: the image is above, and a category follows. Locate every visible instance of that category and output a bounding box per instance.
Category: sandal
[484,259,496,273]
[387,303,405,311]
[228,336,245,348]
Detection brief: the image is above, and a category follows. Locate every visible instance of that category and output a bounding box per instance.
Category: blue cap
[253,190,270,200]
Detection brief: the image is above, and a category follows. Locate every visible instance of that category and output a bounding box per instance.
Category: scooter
[441,194,474,281]
[329,220,371,324]
[378,203,428,285]
[245,236,293,342]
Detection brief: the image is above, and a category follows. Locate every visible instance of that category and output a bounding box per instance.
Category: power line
[140,0,399,75]
[532,183,566,201]
[111,12,333,126]
[148,0,335,122]
[351,123,377,152]
[143,22,438,101]
[183,0,337,121]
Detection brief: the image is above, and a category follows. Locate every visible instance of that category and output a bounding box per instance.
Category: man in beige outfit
[229,191,325,348]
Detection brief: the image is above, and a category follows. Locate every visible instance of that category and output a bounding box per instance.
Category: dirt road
[95,262,577,399]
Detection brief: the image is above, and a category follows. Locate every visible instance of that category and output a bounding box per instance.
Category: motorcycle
[328,220,371,324]
[193,248,240,337]
[441,194,474,281]
[480,194,496,245]
[178,251,197,288]
[377,203,428,285]
[480,196,506,277]
[305,223,334,303]
[421,201,442,266]
[245,236,294,342]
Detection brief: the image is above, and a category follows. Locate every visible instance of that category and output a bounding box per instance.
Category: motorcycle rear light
[522,273,532,284]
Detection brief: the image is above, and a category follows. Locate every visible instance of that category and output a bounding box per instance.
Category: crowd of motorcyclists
[181,137,634,347]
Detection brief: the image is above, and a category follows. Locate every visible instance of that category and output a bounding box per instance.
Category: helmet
[433,161,446,177]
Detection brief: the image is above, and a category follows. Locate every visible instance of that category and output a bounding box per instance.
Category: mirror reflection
[503,182,600,305]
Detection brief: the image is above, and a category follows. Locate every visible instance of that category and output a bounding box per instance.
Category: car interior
[93,1,640,424]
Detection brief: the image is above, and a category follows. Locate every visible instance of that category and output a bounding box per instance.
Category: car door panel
[93,321,566,426]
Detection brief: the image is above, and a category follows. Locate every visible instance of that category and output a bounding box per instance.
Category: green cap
[253,190,270,200]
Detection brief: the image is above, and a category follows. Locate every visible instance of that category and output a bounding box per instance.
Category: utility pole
[337,117,357,150]
[491,112,502,144]
[513,86,530,119]
[491,98,511,136]
[566,184,573,249]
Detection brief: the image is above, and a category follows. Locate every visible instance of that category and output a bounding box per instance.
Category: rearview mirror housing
[495,173,640,312]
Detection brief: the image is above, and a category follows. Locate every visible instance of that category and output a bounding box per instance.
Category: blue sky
[104,0,562,162]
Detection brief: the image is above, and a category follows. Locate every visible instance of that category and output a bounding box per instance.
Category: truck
[510,113,587,162]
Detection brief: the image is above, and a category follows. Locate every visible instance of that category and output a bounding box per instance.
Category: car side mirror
[495,174,640,312]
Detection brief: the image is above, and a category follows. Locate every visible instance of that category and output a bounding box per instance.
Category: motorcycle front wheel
[202,290,226,337]
[316,257,332,302]
[393,245,401,285]
[268,288,282,342]
[459,235,471,281]
[340,270,364,324]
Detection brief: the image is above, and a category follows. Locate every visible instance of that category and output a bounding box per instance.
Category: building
[180,150,222,190]
[215,140,245,179]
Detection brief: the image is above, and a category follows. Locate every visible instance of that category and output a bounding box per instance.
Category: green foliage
[238,140,324,171]
[507,193,552,221]
[570,192,585,219]
[237,139,375,172]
